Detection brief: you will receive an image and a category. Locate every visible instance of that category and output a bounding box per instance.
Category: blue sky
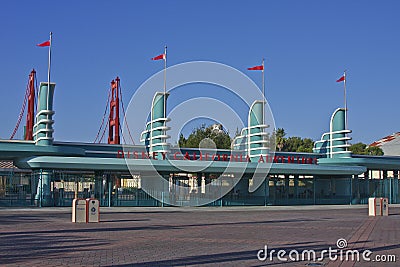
[1,1,399,145]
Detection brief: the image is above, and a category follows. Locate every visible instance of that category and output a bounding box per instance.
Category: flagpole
[343,70,349,149]
[48,32,52,88]
[164,46,167,94]
[163,46,167,148]
[262,58,265,126]
[163,45,167,117]
[47,32,52,110]
[343,70,347,129]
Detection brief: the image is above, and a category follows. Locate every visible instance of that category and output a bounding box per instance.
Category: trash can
[369,197,377,216]
[72,198,87,223]
[86,198,100,223]
[369,197,389,216]
[381,197,389,216]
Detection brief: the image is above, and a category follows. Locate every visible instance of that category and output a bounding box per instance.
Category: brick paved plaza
[0,205,399,266]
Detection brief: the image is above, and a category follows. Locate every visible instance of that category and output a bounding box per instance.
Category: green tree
[349,142,384,155]
[297,138,314,153]
[273,128,315,152]
[178,133,187,148]
[275,128,286,151]
[182,124,232,149]
[366,146,384,156]
[284,137,300,152]
[349,143,367,155]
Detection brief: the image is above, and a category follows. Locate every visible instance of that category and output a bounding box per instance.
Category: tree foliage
[284,137,314,153]
[179,126,384,156]
[349,142,384,155]
[273,128,314,153]
[275,128,286,151]
[178,124,232,149]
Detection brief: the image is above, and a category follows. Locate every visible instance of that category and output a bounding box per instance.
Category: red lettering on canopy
[141,151,149,159]
[246,155,251,162]
[116,150,320,165]
[117,150,124,158]
[230,154,238,162]
[184,152,190,160]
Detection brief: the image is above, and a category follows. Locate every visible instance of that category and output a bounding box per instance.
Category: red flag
[151,54,165,60]
[248,65,264,71]
[37,40,50,47]
[336,75,345,82]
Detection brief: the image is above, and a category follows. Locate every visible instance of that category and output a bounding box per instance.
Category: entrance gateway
[1,72,400,207]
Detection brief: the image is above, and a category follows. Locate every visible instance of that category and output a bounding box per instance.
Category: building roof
[0,160,16,170]
[0,160,15,168]
[370,132,400,156]
[0,160,31,173]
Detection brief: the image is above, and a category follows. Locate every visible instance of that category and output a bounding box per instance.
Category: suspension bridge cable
[10,81,30,139]
[120,122,127,144]
[119,84,135,144]
[94,89,111,143]
[98,120,109,143]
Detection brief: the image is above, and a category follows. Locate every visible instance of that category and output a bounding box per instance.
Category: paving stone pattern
[0,206,398,266]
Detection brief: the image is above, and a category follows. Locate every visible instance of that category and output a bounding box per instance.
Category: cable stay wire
[119,83,135,145]
[120,122,127,144]
[98,120,109,143]
[34,76,39,118]
[10,80,30,139]
[94,89,111,143]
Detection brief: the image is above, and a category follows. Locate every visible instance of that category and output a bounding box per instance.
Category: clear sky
[1,1,399,145]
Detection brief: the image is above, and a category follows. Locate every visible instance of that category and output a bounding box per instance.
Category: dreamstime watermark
[257,238,397,263]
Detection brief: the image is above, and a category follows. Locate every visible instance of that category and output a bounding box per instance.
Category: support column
[107,174,112,207]
[161,173,169,207]
[313,176,316,205]
[273,178,277,205]
[294,175,299,200]
[394,172,399,203]
[219,177,223,207]
[264,176,270,206]
[349,175,353,205]
[74,177,79,199]
[35,169,52,207]
[204,173,210,195]
[383,171,388,198]
[94,171,103,201]
[196,173,202,193]
[284,175,289,203]
[353,175,360,204]
[365,170,370,198]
